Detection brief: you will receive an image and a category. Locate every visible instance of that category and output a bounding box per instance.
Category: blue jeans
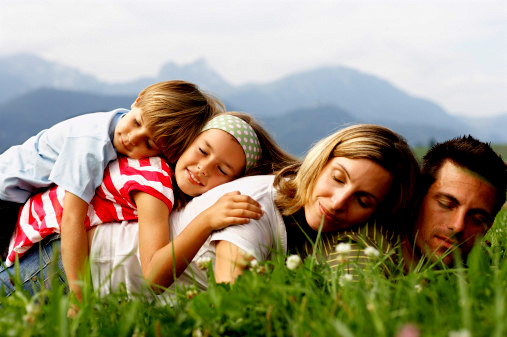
[0,234,67,297]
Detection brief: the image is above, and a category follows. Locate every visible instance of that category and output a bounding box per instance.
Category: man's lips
[186,169,203,186]
[435,235,457,250]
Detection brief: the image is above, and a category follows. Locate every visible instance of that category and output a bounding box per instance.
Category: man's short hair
[420,135,506,215]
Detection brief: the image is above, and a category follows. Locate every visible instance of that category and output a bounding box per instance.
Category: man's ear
[131,96,141,109]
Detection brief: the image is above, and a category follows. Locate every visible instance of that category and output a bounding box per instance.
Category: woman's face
[174,129,246,196]
[304,157,393,232]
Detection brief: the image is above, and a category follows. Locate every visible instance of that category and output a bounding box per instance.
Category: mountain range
[0,53,505,156]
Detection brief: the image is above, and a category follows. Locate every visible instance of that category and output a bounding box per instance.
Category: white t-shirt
[89,175,287,298]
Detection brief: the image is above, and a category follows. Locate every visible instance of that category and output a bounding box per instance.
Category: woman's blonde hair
[274,124,419,227]
[136,80,225,163]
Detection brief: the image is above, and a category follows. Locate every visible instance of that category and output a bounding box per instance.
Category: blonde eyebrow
[335,162,380,203]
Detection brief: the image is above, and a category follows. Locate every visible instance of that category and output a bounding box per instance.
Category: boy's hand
[202,191,263,231]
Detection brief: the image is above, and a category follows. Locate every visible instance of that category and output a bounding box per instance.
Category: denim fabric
[0,234,67,297]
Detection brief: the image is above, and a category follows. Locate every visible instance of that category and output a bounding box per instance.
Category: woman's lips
[319,202,338,222]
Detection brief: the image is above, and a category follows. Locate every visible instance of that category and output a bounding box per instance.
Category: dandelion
[286,254,302,270]
[335,242,352,254]
[339,273,353,286]
[364,246,380,258]
[196,256,212,270]
[449,329,471,337]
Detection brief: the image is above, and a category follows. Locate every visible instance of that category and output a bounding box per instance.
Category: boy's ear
[131,96,141,109]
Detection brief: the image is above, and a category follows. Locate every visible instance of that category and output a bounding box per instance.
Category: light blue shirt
[0,108,127,204]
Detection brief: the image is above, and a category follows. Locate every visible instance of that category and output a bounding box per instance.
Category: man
[318,135,505,273]
[403,135,506,267]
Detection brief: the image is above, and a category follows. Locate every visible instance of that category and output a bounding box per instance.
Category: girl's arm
[133,191,262,292]
[60,191,90,301]
[214,240,250,283]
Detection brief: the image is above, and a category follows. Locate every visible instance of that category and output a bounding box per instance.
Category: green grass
[1,210,506,336]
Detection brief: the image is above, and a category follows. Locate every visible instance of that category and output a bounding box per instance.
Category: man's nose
[448,210,466,234]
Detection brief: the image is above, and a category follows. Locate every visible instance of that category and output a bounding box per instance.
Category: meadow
[0,208,505,337]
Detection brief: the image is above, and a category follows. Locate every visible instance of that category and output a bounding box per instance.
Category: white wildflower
[249,259,258,268]
[335,243,352,254]
[196,256,212,270]
[186,286,199,299]
[449,329,471,337]
[192,328,204,337]
[414,284,423,293]
[339,273,353,286]
[366,302,375,312]
[286,254,302,270]
[364,246,380,258]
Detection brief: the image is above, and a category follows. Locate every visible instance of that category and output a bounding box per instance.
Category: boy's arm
[60,192,89,301]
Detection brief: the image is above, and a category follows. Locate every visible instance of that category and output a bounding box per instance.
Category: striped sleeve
[89,156,174,226]
[5,186,64,267]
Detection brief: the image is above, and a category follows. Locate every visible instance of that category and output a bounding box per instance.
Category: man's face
[414,160,497,265]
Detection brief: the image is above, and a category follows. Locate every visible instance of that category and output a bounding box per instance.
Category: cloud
[0,0,505,116]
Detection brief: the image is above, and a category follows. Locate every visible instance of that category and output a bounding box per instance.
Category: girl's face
[174,129,246,196]
[304,157,393,232]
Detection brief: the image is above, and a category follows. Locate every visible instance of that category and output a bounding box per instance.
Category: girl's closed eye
[199,147,208,155]
[218,166,228,176]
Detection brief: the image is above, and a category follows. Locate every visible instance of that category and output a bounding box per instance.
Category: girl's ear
[131,96,141,109]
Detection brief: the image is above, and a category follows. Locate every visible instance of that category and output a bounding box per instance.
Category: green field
[1,209,505,337]
[413,144,507,163]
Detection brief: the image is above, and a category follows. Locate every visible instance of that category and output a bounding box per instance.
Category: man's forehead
[432,161,497,211]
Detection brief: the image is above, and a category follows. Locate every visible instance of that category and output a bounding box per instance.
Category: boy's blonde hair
[274,124,419,228]
[136,80,225,162]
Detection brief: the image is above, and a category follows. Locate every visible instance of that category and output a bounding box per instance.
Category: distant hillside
[1,53,505,148]
[0,88,134,151]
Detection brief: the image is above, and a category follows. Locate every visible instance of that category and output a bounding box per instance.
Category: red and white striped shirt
[6,156,173,267]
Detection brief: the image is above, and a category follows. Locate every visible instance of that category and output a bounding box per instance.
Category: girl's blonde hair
[274,124,419,227]
[136,80,225,163]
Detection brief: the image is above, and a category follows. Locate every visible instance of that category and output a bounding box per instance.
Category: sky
[0,0,506,117]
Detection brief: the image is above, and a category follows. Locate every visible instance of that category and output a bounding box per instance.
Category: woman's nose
[330,189,351,211]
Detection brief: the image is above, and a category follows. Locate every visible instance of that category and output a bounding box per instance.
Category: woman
[90,124,418,296]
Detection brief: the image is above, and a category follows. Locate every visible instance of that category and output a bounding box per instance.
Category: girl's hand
[202,191,263,231]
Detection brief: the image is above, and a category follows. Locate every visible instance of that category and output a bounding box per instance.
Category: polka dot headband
[201,114,262,171]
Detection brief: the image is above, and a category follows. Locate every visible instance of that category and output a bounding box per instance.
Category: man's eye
[437,199,453,210]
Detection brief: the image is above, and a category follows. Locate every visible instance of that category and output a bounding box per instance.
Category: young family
[0,80,505,302]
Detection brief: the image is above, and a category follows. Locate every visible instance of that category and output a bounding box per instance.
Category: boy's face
[174,129,246,196]
[113,107,162,159]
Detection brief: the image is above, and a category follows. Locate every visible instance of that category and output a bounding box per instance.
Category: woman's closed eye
[357,195,374,208]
